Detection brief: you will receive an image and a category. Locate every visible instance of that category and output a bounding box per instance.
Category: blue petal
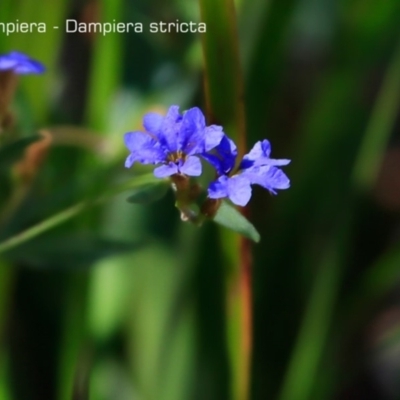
[125,154,135,168]
[154,162,178,178]
[124,131,166,166]
[181,109,226,156]
[159,105,183,152]
[202,135,237,175]
[243,165,290,193]
[0,51,45,74]
[208,175,252,206]
[204,125,225,152]
[208,176,229,199]
[248,140,271,159]
[227,175,252,206]
[240,139,290,169]
[179,156,202,176]
[143,106,224,157]
[0,56,16,70]
[143,112,164,135]
[179,107,206,155]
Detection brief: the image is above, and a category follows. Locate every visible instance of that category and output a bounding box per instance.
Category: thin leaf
[7,233,144,269]
[348,245,400,317]
[213,201,260,243]
[278,218,350,400]
[199,0,246,154]
[86,0,123,131]
[126,182,169,204]
[8,0,69,123]
[352,38,400,191]
[0,173,159,255]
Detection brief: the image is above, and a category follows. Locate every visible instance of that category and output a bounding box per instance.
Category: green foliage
[0,134,40,170]
[126,181,170,204]
[7,233,144,269]
[213,201,260,243]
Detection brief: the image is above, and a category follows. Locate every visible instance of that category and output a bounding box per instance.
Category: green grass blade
[199,0,246,154]
[5,0,69,123]
[0,173,160,255]
[86,0,123,132]
[352,39,400,191]
[278,220,350,400]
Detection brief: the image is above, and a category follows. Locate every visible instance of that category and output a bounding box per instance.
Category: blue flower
[206,137,290,206]
[202,135,238,175]
[0,51,45,74]
[124,105,224,178]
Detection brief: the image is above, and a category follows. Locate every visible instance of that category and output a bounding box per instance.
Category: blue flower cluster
[0,51,45,74]
[124,105,290,207]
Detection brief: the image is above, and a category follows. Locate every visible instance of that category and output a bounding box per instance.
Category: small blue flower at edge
[124,105,224,178]
[0,51,46,74]
[205,136,291,206]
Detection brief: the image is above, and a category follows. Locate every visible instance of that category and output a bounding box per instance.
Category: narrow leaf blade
[126,182,169,204]
[213,201,260,243]
[7,233,143,269]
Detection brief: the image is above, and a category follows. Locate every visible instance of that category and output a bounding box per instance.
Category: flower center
[167,151,186,163]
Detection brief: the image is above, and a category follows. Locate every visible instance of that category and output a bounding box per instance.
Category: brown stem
[240,228,253,399]
[0,71,18,132]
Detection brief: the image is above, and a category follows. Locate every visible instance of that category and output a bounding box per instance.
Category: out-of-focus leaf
[126,182,169,204]
[0,134,41,171]
[278,218,350,400]
[88,256,133,341]
[350,245,400,314]
[6,233,144,268]
[244,0,298,144]
[86,0,123,132]
[58,273,88,400]
[0,353,11,400]
[90,359,136,400]
[213,201,260,243]
[352,39,400,191]
[8,0,69,123]
[125,244,197,400]
[0,173,159,256]
[199,0,246,154]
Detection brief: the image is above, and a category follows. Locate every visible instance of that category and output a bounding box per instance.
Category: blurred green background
[1,0,400,399]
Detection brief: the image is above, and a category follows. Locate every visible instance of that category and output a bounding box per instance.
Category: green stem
[0,261,15,400]
[0,203,87,255]
[0,173,159,255]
